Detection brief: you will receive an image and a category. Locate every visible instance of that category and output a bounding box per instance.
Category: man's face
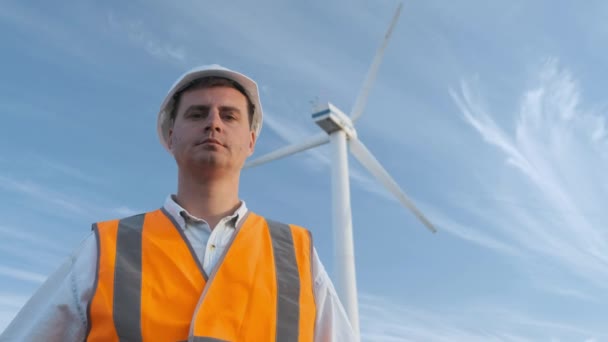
[168,86,256,175]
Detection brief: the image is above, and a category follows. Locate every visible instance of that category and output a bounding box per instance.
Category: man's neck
[175,171,241,229]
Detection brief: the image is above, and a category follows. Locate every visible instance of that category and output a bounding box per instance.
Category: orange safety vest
[86,208,316,342]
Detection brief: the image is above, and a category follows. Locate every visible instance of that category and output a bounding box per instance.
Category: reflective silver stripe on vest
[267,220,300,342]
[187,337,229,342]
[114,213,146,342]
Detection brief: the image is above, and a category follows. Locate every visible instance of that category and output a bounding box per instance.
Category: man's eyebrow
[184,105,242,114]
[184,105,209,113]
[218,105,242,114]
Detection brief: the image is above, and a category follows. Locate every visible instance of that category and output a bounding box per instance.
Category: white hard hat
[157,64,263,152]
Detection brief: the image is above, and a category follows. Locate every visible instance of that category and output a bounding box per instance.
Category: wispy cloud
[0,226,63,253]
[0,173,140,221]
[160,1,383,101]
[0,266,46,284]
[449,58,608,289]
[427,205,523,257]
[536,284,595,302]
[0,175,88,216]
[0,294,28,310]
[33,155,104,185]
[106,11,187,64]
[0,293,28,332]
[0,225,66,268]
[359,293,605,341]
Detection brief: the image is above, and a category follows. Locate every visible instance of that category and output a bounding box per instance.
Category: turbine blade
[349,138,437,233]
[350,2,403,122]
[244,132,330,169]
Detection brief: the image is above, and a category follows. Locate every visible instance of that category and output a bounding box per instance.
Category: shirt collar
[163,194,248,230]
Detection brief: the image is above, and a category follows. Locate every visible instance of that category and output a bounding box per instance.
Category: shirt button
[210,244,216,250]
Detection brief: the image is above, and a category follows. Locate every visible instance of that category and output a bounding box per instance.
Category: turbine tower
[244,3,436,339]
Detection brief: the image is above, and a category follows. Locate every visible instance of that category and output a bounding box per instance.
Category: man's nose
[204,109,222,132]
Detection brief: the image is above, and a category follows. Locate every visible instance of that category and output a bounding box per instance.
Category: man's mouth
[198,138,224,147]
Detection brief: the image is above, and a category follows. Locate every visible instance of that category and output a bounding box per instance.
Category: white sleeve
[312,248,358,342]
[0,233,97,342]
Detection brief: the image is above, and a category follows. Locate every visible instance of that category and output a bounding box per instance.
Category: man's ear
[248,130,257,156]
[167,127,174,151]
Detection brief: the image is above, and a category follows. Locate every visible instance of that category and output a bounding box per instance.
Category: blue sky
[1,0,607,340]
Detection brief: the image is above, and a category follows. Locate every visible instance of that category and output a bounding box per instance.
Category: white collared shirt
[164,195,248,276]
[0,196,356,342]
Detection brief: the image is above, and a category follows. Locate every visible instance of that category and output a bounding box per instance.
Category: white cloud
[106,11,187,64]
[33,155,104,185]
[0,175,88,217]
[0,225,65,268]
[449,58,608,289]
[359,293,605,341]
[112,206,141,217]
[0,173,140,221]
[428,206,522,257]
[0,266,46,284]
[0,226,64,254]
[590,114,606,142]
[537,285,594,302]
[0,294,28,332]
[0,294,28,309]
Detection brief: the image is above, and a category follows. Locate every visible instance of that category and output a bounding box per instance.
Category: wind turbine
[244,3,436,338]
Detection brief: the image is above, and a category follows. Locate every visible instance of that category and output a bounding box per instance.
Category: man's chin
[176,153,241,173]
[193,156,223,167]
[193,155,236,171]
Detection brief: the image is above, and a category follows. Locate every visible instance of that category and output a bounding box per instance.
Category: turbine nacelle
[312,103,357,139]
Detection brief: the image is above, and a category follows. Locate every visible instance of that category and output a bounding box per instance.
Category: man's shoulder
[251,213,313,238]
[92,208,163,228]
[250,213,304,228]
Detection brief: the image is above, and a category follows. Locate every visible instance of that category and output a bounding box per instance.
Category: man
[1,65,355,341]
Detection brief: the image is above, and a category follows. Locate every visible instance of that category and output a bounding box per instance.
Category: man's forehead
[181,86,247,102]
[175,87,249,118]
[182,87,247,107]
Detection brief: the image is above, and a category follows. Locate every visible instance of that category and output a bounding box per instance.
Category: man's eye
[189,111,204,118]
